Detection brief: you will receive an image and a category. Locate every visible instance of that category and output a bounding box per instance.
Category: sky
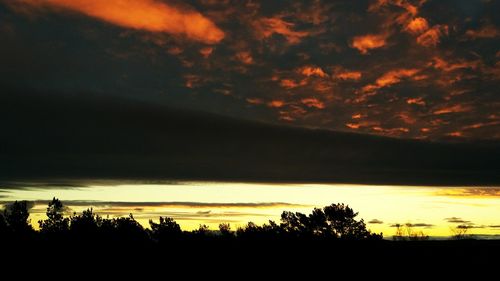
[1,0,499,140]
[1,182,500,238]
[1,1,500,238]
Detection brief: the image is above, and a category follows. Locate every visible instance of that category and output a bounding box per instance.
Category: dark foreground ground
[2,239,499,273]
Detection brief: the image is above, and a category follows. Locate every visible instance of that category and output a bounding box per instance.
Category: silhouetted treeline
[2,198,499,272]
[0,198,382,243]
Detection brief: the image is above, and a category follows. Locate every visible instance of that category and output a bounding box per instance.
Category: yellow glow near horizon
[1,182,499,238]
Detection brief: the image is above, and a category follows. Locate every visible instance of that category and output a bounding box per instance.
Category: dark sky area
[0,0,499,186]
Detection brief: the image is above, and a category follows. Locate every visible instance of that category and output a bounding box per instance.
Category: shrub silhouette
[393,223,429,241]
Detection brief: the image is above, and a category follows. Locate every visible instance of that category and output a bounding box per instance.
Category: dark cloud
[390,223,434,228]
[456,224,485,229]
[368,219,384,224]
[445,217,472,224]
[0,89,499,186]
[0,179,187,190]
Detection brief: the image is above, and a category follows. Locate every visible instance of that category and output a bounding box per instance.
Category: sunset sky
[0,0,499,238]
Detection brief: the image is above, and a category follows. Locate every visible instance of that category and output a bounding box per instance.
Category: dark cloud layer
[0,90,499,186]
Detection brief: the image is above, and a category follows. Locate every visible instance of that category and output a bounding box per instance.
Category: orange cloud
[17,0,225,44]
[432,57,480,72]
[167,46,183,55]
[199,47,214,58]
[447,131,463,137]
[398,112,416,124]
[299,66,328,78]
[405,17,429,34]
[369,0,421,16]
[337,71,362,81]
[416,25,448,47]
[312,80,333,93]
[184,74,201,88]
[462,121,500,130]
[350,33,387,54]
[301,98,325,109]
[278,105,308,122]
[279,79,306,89]
[362,68,420,93]
[345,123,360,129]
[246,98,263,105]
[407,97,426,106]
[465,25,500,40]
[372,126,409,136]
[253,17,310,44]
[433,104,472,115]
[345,120,379,130]
[235,51,254,65]
[268,100,285,108]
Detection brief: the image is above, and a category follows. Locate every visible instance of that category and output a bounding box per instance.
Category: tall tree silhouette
[39,197,69,234]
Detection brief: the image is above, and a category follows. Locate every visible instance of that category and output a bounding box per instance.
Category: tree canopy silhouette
[1,200,382,242]
[39,197,69,234]
[1,200,33,236]
[238,203,381,240]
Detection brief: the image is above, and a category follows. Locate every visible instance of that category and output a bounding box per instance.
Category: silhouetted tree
[279,203,381,240]
[236,221,280,239]
[393,223,428,241]
[149,217,182,242]
[451,224,472,240]
[39,197,69,234]
[218,223,233,237]
[195,224,210,236]
[70,208,102,236]
[280,211,311,237]
[0,213,7,236]
[112,214,148,242]
[2,201,33,235]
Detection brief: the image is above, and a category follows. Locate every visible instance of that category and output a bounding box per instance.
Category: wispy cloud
[437,188,500,198]
[3,200,307,209]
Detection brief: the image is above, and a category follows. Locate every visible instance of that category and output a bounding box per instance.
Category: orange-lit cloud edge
[12,0,225,43]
